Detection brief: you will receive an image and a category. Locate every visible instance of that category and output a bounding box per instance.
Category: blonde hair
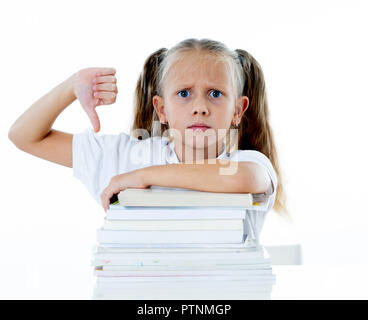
[131,38,288,216]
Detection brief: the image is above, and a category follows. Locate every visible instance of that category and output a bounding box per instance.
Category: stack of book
[92,187,275,299]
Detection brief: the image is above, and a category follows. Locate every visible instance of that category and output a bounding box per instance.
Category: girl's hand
[73,67,118,132]
[101,170,151,212]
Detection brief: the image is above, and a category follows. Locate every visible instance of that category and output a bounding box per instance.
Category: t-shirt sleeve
[231,150,278,212]
[72,128,138,206]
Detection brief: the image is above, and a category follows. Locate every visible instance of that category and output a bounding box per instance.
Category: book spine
[94,252,265,261]
[118,190,253,207]
[102,219,243,231]
[94,269,273,277]
[95,247,259,254]
[105,211,246,220]
[97,229,244,244]
[96,275,276,283]
[95,241,254,249]
[92,258,271,267]
[99,265,272,272]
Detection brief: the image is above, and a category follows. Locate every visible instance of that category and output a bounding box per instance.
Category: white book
[93,268,272,277]
[94,279,275,289]
[106,206,248,220]
[93,281,274,300]
[117,188,253,207]
[92,257,270,267]
[92,247,271,266]
[92,258,270,267]
[94,245,262,254]
[93,291,272,300]
[99,260,271,271]
[98,263,272,271]
[102,219,243,231]
[95,239,258,249]
[97,228,245,244]
[96,274,276,283]
[93,248,268,262]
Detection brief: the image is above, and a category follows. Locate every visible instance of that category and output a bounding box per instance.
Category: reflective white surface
[271,265,368,300]
[1,252,368,300]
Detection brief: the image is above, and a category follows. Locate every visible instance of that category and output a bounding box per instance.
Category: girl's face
[153,51,248,162]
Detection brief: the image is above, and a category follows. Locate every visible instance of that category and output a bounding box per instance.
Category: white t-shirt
[72,128,278,235]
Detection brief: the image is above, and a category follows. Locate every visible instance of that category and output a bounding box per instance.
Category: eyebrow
[174,83,229,91]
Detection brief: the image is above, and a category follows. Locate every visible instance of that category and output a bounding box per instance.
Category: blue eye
[210,90,222,98]
[178,90,190,98]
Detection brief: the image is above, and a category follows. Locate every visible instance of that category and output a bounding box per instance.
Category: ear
[152,95,168,124]
[232,96,249,124]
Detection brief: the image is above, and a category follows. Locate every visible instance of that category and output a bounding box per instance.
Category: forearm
[101,159,271,210]
[141,160,249,193]
[8,73,76,146]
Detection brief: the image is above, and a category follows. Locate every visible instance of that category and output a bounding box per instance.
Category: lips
[188,123,211,129]
[188,123,211,132]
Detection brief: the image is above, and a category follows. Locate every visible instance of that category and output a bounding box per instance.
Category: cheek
[168,117,186,142]
[167,106,186,127]
[216,108,233,125]
[169,115,184,129]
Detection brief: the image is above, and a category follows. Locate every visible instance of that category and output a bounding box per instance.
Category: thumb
[85,102,101,132]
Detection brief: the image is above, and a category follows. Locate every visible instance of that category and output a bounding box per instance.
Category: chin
[186,135,219,151]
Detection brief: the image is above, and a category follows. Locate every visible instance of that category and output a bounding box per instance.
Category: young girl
[9,38,287,229]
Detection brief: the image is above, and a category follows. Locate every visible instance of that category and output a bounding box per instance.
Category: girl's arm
[101,160,272,211]
[140,160,271,194]
[8,68,117,168]
[8,74,76,167]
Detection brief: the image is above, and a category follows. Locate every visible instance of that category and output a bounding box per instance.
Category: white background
[1,0,368,298]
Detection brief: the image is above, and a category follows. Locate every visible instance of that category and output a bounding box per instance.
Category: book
[95,240,258,249]
[102,219,243,231]
[93,245,269,261]
[117,187,253,207]
[93,260,271,268]
[95,274,276,283]
[92,257,270,267]
[93,245,262,254]
[92,249,270,266]
[94,269,272,277]
[97,264,272,271]
[106,206,249,220]
[93,280,274,299]
[97,229,245,244]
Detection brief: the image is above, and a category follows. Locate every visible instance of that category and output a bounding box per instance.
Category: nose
[191,100,209,117]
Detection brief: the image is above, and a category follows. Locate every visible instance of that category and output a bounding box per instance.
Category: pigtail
[235,49,288,217]
[131,47,168,139]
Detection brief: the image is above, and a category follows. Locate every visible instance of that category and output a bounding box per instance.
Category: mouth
[187,124,211,131]
[188,126,210,132]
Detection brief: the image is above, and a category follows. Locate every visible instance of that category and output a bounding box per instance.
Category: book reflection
[92,277,274,300]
